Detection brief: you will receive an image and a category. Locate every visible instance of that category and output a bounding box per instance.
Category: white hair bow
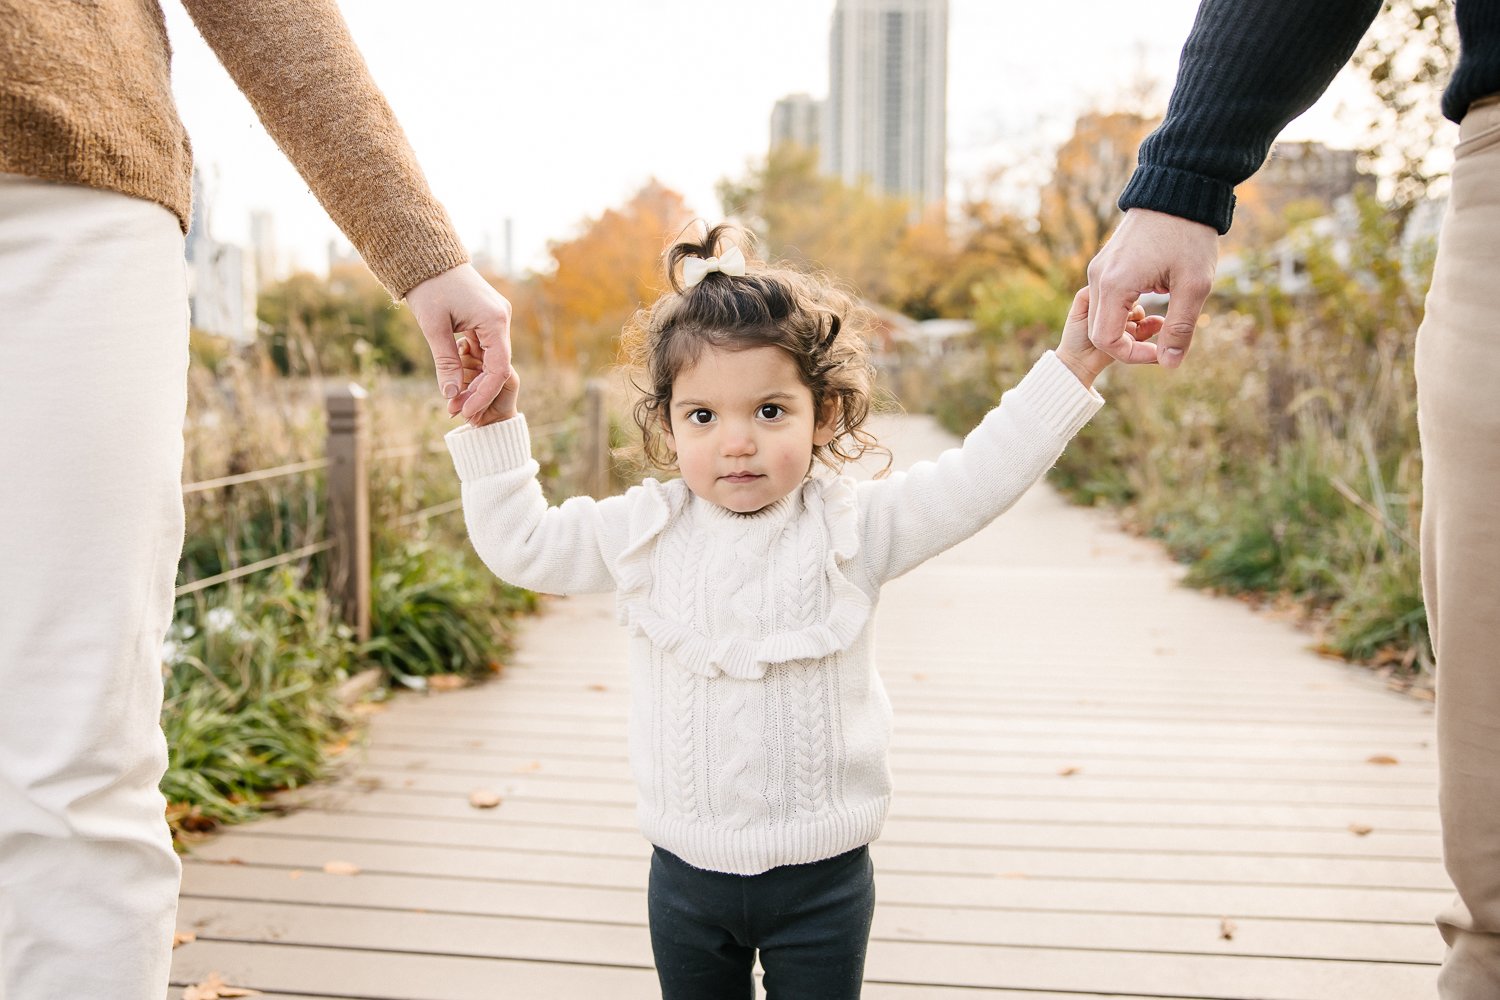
[682,246,747,287]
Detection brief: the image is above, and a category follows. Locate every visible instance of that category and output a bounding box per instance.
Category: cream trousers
[0,175,186,999]
[1418,98,1500,997]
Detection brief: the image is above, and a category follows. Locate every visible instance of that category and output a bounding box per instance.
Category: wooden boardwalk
[169,415,1448,999]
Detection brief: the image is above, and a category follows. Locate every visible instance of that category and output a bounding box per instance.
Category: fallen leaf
[428,674,468,691]
[587,683,608,692]
[1349,823,1374,836]
[1219,918,1237,940]
[323,861,361,876]
[1366,755,1400,766]
[172,930,196,948]
[355,776,384,792]
[183,972,263,999]
[168,803,219,834]
[469,789,502,809]
[1058,766,1081,777]
[515,760,543,773]
[288,869,304,880]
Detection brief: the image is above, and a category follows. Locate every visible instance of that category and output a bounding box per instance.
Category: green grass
[162,571,354,828]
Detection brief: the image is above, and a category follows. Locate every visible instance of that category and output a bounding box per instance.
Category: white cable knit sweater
[445,351,1103,875]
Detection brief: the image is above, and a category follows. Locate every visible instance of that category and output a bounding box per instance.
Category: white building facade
[824,0,948,207]
[770,93,824,152]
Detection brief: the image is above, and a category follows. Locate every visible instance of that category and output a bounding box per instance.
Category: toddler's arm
[857,290,1158,583]
[446,350,625,595]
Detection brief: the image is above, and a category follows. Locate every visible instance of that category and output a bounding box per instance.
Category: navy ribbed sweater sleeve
[1119,0,1384,234]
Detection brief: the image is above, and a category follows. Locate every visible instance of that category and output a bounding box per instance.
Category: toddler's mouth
[720,472,763,484]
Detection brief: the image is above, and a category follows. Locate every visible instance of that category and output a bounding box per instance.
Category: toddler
[444,225,1157,999]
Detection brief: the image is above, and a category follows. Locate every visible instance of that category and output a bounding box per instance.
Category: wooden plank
[356,744,1437,788]
[174,888,1443,966]
[369,711,1436,745]
[274,787,1443,833]
[859,938,1436,999]
[167,909,1435,1000]
[366,726,1439,765]
[170,940,658,1000]
[389,689,1429,725]
[241,809,1441,861]
[186,831,1450,891]
[175,898,649,968]
[332,763,1439,809]
[181,860,1448,925]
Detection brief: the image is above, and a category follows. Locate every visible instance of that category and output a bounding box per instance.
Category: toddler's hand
[1055,287,1163,389]
[455,337,520,426]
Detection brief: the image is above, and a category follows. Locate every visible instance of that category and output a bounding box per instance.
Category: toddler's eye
[686,409,715,426]
[757,404,785,420]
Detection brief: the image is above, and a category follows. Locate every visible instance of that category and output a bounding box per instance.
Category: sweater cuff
[445,413,533,482]
[1119,164,1236,235]
[1007,351,1105,440]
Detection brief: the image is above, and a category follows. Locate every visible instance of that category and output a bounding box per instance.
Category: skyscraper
[770,93,824,152]
[824,0,948,207]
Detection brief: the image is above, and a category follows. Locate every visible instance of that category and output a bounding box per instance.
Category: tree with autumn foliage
[533,180,696,370]
[718,145,909,304]
[718,145,977,319]
[961,110,1159,292]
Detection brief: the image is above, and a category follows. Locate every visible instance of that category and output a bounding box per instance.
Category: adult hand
[1086,208,1218,369]
[405,263,513,422]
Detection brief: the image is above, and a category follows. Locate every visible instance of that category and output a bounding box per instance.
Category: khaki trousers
[1417,97,1500,996]
[0,175,187,999]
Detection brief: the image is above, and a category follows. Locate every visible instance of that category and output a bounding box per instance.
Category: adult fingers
[1156,277,1212,369]
[1086,261,1159,366]
[419,322,464,400]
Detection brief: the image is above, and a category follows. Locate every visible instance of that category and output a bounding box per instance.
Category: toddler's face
[664,344,835,514]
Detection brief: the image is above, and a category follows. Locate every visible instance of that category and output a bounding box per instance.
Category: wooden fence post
[582,378,610,499]
[326,383,371,642]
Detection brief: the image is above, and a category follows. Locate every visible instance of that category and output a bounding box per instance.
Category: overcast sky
[162,1,1377,278]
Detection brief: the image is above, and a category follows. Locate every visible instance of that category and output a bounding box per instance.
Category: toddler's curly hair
[622,223,887,476]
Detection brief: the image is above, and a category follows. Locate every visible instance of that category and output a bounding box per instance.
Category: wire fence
[174,382,609,637]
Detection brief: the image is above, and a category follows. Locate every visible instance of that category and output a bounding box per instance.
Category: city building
[1250,140,1373,222]
[824,0,948,206]
[185,170,257,344]
[248,209,279,288]
[770,93,824,152]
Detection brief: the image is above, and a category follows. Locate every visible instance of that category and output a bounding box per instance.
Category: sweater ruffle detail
[615,476,871,681]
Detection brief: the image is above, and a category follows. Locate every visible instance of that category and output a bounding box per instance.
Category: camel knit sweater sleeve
[0,0,466,297]
[447,352,1102,875]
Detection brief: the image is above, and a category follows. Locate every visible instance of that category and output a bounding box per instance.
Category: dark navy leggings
[647,845,876,1000]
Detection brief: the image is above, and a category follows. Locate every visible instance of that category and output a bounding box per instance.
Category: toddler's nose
[721,423,756,457]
